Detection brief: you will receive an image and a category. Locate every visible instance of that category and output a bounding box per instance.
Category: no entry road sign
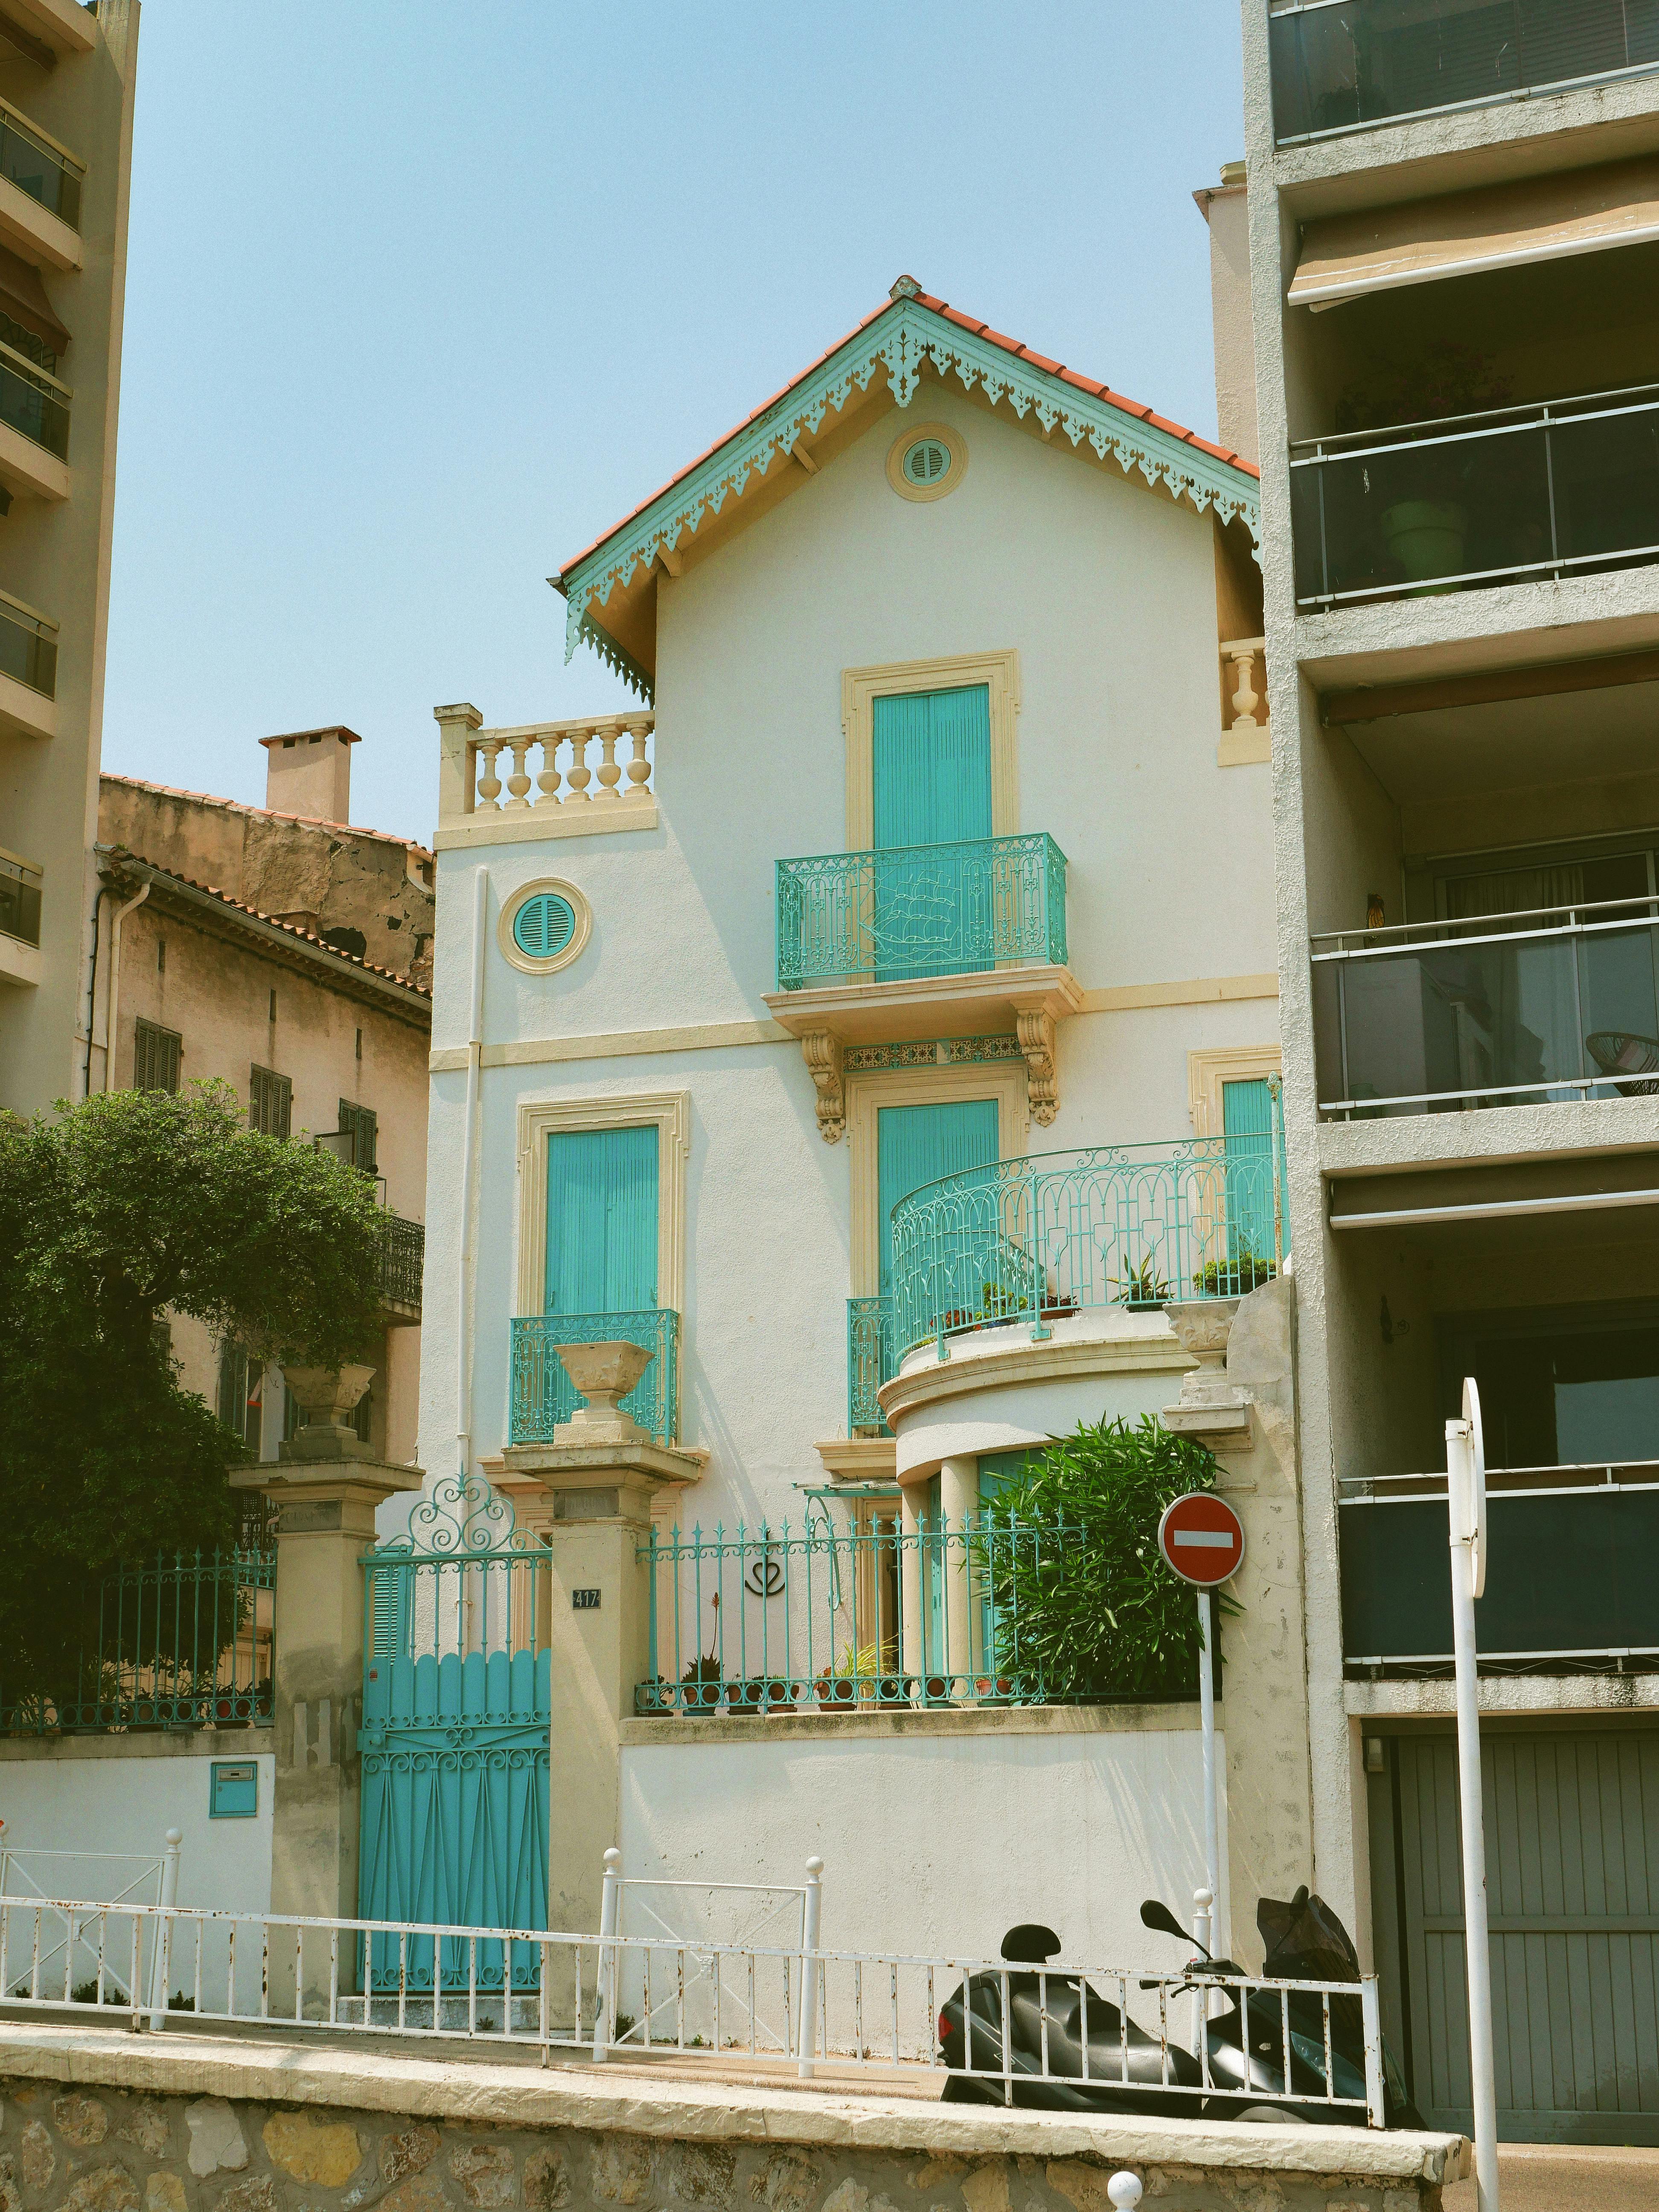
[1157,1492,1245,1587]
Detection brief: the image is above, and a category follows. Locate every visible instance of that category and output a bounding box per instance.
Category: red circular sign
[1157,1492,1245,1586]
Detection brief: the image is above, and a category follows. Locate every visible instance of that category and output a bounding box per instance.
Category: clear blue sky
[103,2,1245,846]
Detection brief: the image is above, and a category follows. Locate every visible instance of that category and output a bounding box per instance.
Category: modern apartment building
[0,0,137,1114]
[1245,0,1659,2145]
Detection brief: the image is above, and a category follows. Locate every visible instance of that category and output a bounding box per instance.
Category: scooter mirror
[1139,1899,1189,1944]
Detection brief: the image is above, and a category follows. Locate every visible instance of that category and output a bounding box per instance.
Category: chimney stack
[259,726,360,824]
[1192,160,1257,468]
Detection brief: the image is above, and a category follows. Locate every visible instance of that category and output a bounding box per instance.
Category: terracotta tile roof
[99,847,433,1003]
[101,771,434,861]
[556,283,1258,579]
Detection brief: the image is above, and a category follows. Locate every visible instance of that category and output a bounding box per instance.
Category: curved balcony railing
[888,1132,1284,1365]
[1269,0,1659,146]
[509,1308,679,1448]
[776,832,1068,990]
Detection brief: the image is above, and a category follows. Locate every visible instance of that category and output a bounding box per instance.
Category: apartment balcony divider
[0,847,41,946]
[1311,895,1659,1118]
[509,1308,679,1449]
[775,832,1068,990]
[1269,0,1659,146]
[1340,1461,1659,1667]
[1290,384,1659,610]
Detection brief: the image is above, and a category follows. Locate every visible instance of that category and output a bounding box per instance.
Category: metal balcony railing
[888,1128,1285,1368]
[847,1294,895,1434]
[1290,384,1659,610]
[1311,895,1659,1118]
[1269,0,1659,146]
[0,102,82,230]
[379,1213,424,1311]
[775,833,1068,990]
[0,340,68,460]
[0,593,56,696]
[509,1309,679,1449]
[0,847,41,946]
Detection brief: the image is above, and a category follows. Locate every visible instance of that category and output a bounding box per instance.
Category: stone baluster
[566,726,593,802]
[1227,644,1263,731]
[595,725,623,800]
[504,735,533,810]
[474,739,504,812]
[536,732,564,809]
[625,721,652,798]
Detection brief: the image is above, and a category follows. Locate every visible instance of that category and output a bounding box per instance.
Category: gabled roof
[551,277,1262,701]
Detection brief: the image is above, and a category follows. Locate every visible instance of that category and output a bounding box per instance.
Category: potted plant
[679,1653,723,1716]
[727,1676,763,1716]
[762,1676,797,1715]
[1192,1243,1277,1297]
[1336,345,1512,594]
[1113,1254,1171,1311]
[816,1639,882,1708]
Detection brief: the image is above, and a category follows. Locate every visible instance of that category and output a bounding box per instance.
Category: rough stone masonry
[0,2032,1467,2212]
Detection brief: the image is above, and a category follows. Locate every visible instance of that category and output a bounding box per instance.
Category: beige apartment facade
[1244,0,1659,2148]
[0,0,137,1111]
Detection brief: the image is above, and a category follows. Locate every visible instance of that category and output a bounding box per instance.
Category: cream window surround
[845,1062,1030,1301]
[841,649,1021,850]
[513,1091,690,1319]
[1186,1044,1281,1140]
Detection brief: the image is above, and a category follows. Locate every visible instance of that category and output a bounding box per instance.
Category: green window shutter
[876,1098,998,1300]
[337,1100,378,1174]
[1222,1078,1274,1269]
[250,1066,292,1138]
[544,1125,659,1315]
[871,684,993,851]
[513,893,576,960]
[134,1019,182,1094]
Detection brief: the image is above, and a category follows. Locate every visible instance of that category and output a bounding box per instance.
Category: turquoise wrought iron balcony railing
[1290,384,1659,610]
[637,1510,1084,1714]
[1270,0,1659,146]
[509,1309,679,1449]
[889,1129,1286,1365]
[0,594,55,697]
[0,1548,275,1734]
[775,832,1068,990]
[847,1294,894,1434]
[0,102,83,230]
[1311,896,1659,1118]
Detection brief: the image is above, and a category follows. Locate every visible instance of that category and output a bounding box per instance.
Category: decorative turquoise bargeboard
[776,833,1067,989]
[509,1308,679,1447]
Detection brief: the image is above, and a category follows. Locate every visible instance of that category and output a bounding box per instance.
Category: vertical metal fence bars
[508,1308,679,1447]
[636,1511,1068,1715]
[0,1548,276,1735]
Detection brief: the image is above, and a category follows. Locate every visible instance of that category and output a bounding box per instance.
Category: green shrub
[978,1415,1232,1700]
[1191,1242,1277,1296]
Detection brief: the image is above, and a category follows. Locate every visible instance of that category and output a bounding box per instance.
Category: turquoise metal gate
[358,1473,551,1991]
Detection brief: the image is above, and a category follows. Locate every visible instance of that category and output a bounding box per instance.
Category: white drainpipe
[456,866,488,1478]
[102,882,150,1090]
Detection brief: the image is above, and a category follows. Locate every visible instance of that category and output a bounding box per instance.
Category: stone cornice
[878,1331,1193,1423]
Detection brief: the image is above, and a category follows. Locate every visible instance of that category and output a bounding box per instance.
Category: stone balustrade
[1218,636,1267,733]
[434,706,656,844]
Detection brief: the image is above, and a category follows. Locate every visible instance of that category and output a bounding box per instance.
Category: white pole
[591,1845,621,2062]
[797,1854,824,2081]
[1197,1591,1221,1946]
[1447,1404,1498,2212]
[146,1828,181,2032]
[1190,1886,1213,2058]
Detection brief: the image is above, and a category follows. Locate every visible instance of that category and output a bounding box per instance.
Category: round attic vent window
[513,892,576,959]
[885,420,966,502]
[500,880,591,974]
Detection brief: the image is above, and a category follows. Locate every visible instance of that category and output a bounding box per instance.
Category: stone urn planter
[279,1362,376,1458]
[552,1339,652,1446]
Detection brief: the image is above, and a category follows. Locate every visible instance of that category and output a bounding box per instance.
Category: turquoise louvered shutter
[871,685,992,850]
[877,1099,998,1301]
[513,893,576,960]
[544,1126,658,1315]
[1222,1078,1273,1271]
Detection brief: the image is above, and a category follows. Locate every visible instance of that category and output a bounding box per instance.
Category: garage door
[1379,1731,1659,2144]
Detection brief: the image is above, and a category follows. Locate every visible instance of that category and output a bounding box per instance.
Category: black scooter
[937,1921,1205,2115]
[1137,1886,1422,2128]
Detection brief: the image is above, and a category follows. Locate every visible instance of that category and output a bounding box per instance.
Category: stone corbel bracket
[802,1030,845,1142]
[1016,1007,1059,1126]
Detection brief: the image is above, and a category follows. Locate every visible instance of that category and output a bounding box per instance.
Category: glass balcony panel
[0,601,54,696]
[1313,902,1659,1115]
[1270,0,1659,144]
[0,351,67,460]
[0,853,41,946]
[1550,407,1659,562]
[0,111,82,229]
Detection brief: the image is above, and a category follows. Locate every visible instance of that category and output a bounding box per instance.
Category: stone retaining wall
[0,2029,1467,2212]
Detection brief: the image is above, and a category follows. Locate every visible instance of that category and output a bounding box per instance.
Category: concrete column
[938,1454,978,1691]
[897,1480,926,1680]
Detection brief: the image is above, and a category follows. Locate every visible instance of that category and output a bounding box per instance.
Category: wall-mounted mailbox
[210,1760,259,1818]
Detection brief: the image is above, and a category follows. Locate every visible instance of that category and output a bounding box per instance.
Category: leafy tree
[0,1081,387,1707]
[980,1415,1231,1700]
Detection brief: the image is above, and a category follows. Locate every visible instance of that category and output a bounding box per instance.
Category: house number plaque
[572,1588,602,1610]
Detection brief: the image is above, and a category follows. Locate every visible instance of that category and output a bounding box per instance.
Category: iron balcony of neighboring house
[0,845,41,946]
[774,832,1068,992]
[1269,0,1659,146]
[509,1307,680,1449]
[850,1131,1285,1435]
[1311,894,1659,1119]
[1289,384,1659,612]
[379,1211,424,1320]
[1339,1460,1659,1672]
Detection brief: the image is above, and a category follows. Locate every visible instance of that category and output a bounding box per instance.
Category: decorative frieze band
[803,1026,1058,1144]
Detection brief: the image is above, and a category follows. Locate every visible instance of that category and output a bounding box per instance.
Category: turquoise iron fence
[509,1309,679,1447]
[775,832,1068,989]
[0,1549,275,1734]
[889,1127,1284,1365]
[637,1511,1077,1714]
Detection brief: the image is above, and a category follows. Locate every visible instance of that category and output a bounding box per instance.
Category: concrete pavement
[1444,2142,1659,2209]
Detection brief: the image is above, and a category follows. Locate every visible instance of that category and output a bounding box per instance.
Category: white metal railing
[1218,637,1267,736]
[446,713,655,825]
[0,1890,1385,2125]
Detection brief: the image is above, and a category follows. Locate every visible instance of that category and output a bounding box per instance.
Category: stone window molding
[514,1091,690,1318]
[1186,1042,1282,1139]
[885,419,967,503]
[498,878,593,977]
[840,647,1021,851]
